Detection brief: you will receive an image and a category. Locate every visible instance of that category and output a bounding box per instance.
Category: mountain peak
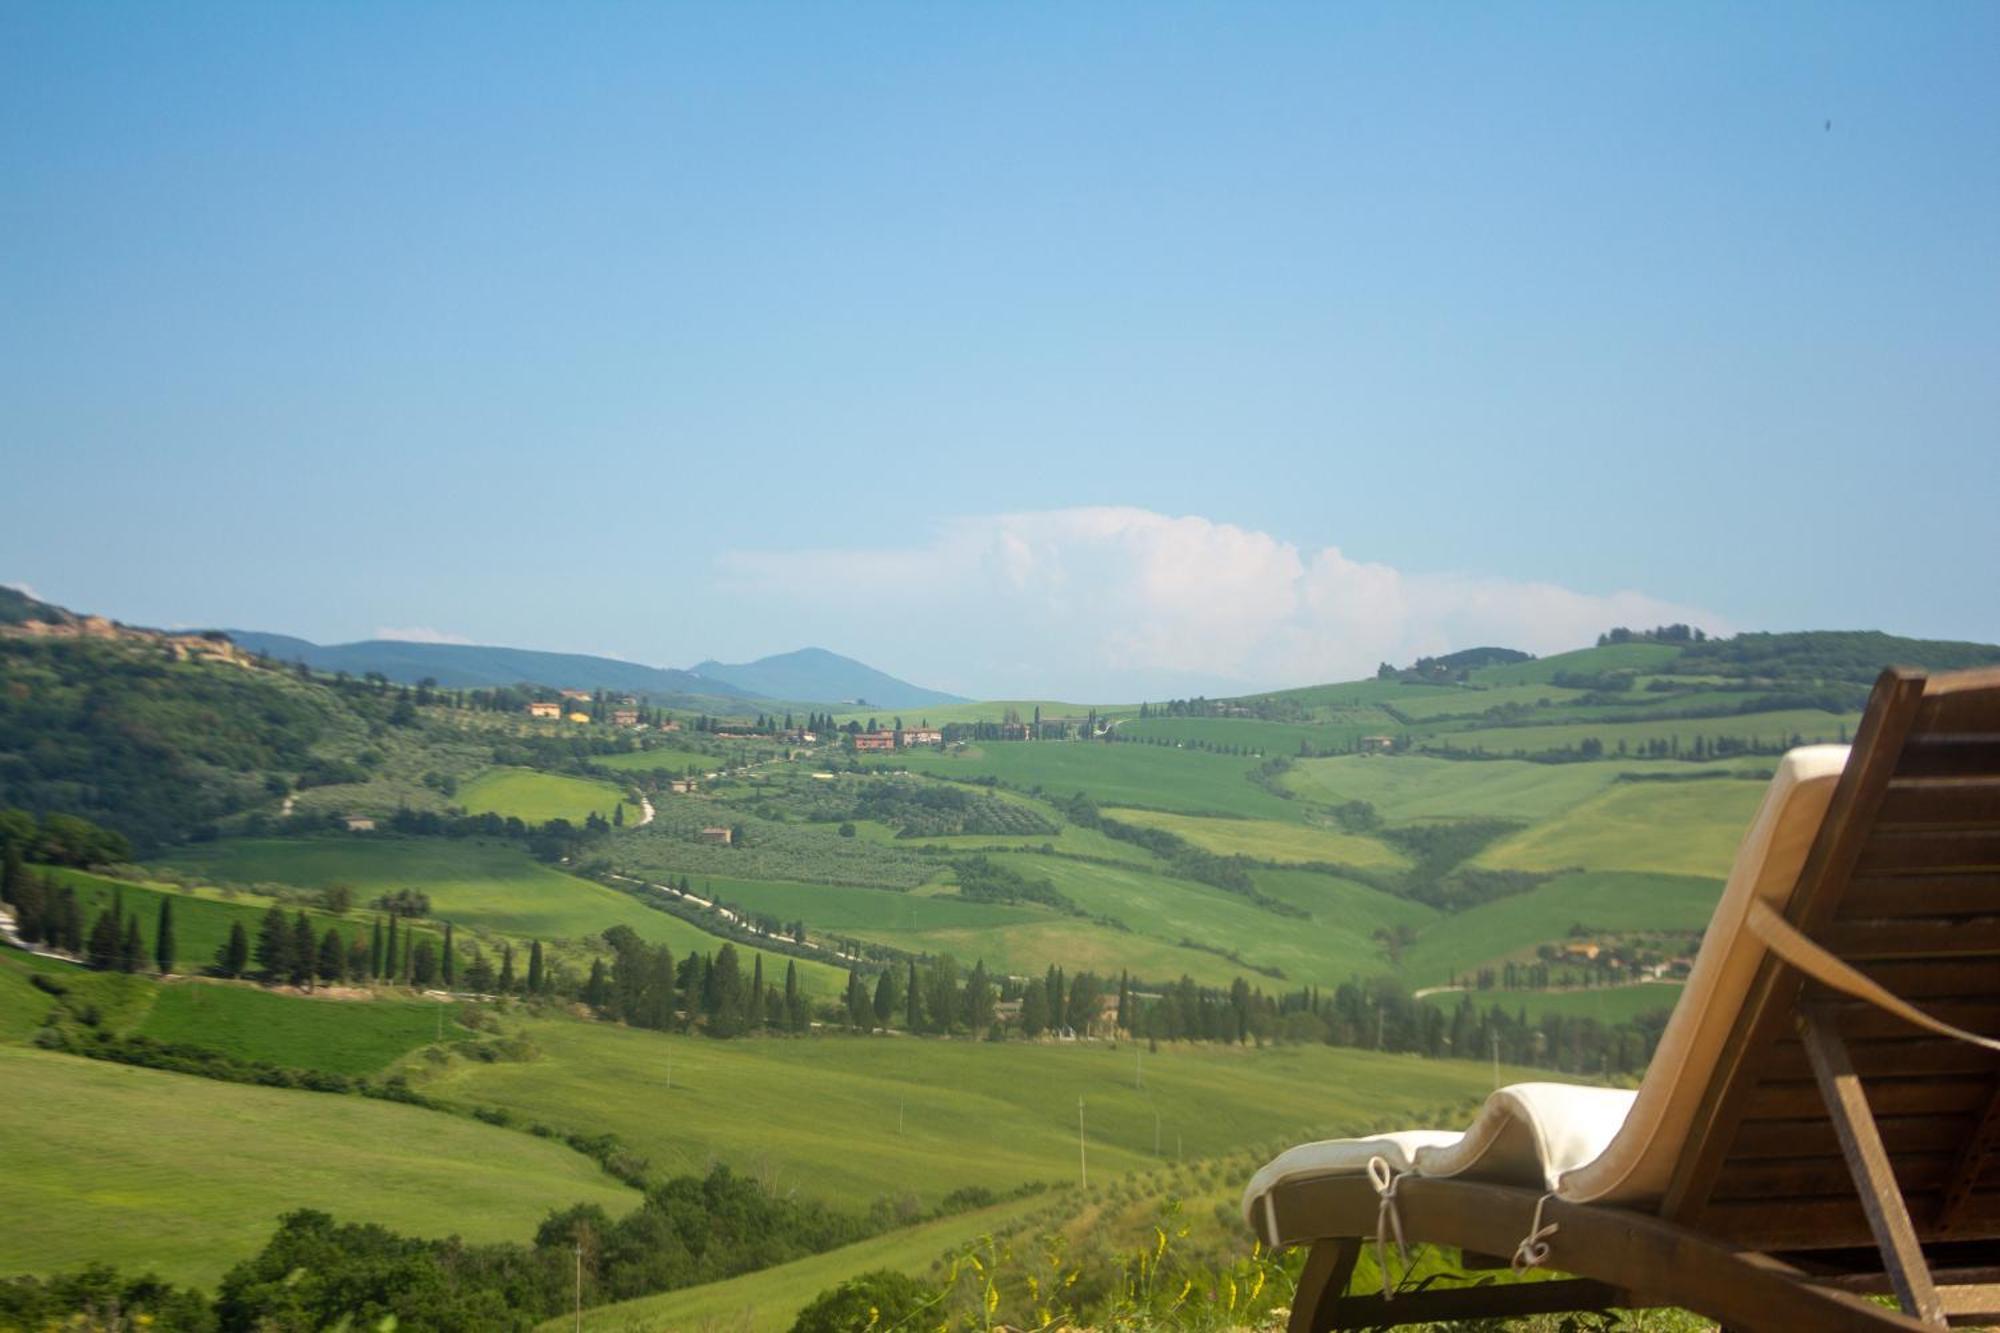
[690,648,963,708]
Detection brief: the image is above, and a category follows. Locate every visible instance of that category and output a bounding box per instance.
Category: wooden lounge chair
[1244,666,2000,1332]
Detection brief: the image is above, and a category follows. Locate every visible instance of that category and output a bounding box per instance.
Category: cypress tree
[583,957,607,1007]
[905,959,921,1033]
[783,959,803,1033]
[317,927,346,983]
[441,923,456,988]
[499,941,515,993]
[527,939,545,994]
[290,912,315,987]
[119,914,144,973]
[1,837,24,908]
[873,966,896,1024]
[59,886,82,953]
[217,921,250,977]
[86,909,119,969]
[155,897,176,975]
[256,905,290,979]
[384,915,400,982]
[411,938,438,987]
[10,867,44,943]
[370,918,384,980]
[750,953,765,1030]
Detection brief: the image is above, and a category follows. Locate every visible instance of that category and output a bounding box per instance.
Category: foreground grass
[0,1044,637,1287]
[412,1020,1526,1213]
[558,1193,1056,1332]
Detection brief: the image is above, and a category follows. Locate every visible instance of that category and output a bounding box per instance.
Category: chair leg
[1289,1238,1362,1333]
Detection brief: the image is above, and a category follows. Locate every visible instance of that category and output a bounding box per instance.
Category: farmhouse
[853,731,896,752]
[567,711,591,724]
[669,780,694,794]
[1358,735,1396,754]
[559,688,592,701]
[526,700,562,719]
[699,825,733,845]
[343,816,376,833]
[899,727,943,746]
[611,708,639,727]
[660,719,681,732]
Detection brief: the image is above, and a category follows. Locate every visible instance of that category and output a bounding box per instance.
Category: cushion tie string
[1365,1155,1408,1301]
[1511,1192,1559,1274]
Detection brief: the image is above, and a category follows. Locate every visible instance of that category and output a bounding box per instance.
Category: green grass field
[1101,807,1408,869]
[413,1020,1528,1212]
[1281,754,1632,824]
[1421,982,1686,1026]
[592,747,722,775]
[161,837,850,994]
[1396,871,1722,987]
[1112,714,1396,756]
[1474,780,1765,879]
[136,980,468,1075]
[0,1044,637,1287]
[889,743,1298,820]
[1418,707,1857,756]
[0,950,62,1041]
[459,766,633,823]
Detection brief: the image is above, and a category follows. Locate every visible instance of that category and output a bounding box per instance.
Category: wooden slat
[1857,831,2000,874]
[1764,1036,2000,1080]
[1914,674,2000,734]
[1805,1001,2000,1042]
[1897,739,2000,779]
[1731,1115,1972,1161]
[1878,779,2000,826]
[1814,918,2000,961]
[1746,1076,1992,1120]
[1709,1152,1956,1202]
[1807,958,2000,1000]
[1840,876,2000,920]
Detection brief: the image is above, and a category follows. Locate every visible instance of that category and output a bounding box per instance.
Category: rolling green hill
[0,1043,637,1287]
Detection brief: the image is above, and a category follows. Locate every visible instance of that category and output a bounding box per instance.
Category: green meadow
[1396,871,1723,987]
[1281,754,1634,823]
[1100,807,1408,869]
[889,742,1297,819]
[1421,707,1856,756]
[413,1020,1528,1211]
[1474,779,1765,878]
[592,746,722,774]
[459,765,632,823]
[1421,982,1686,1026]
[137,981,469,1075]
[0,1043,637,1287]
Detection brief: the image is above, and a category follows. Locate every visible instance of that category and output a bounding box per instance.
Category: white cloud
[718,508,1725,698]
[374,625,475,645]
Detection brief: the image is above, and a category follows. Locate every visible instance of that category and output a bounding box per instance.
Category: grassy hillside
[137,981,469,1075]
[413,1020,1526,1211]
[889,743,1295,820]
[0,1044,637,1287]
[1475,779,1765,878]
[1100,807,1408,869]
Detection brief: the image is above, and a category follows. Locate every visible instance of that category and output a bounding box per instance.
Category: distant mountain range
[219,630,963,708]
[690,647,965,710]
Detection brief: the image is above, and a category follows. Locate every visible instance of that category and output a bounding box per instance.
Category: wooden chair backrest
[1661,666,2000,1253]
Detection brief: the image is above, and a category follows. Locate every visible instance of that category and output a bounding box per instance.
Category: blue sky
[4,3,1995,698]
